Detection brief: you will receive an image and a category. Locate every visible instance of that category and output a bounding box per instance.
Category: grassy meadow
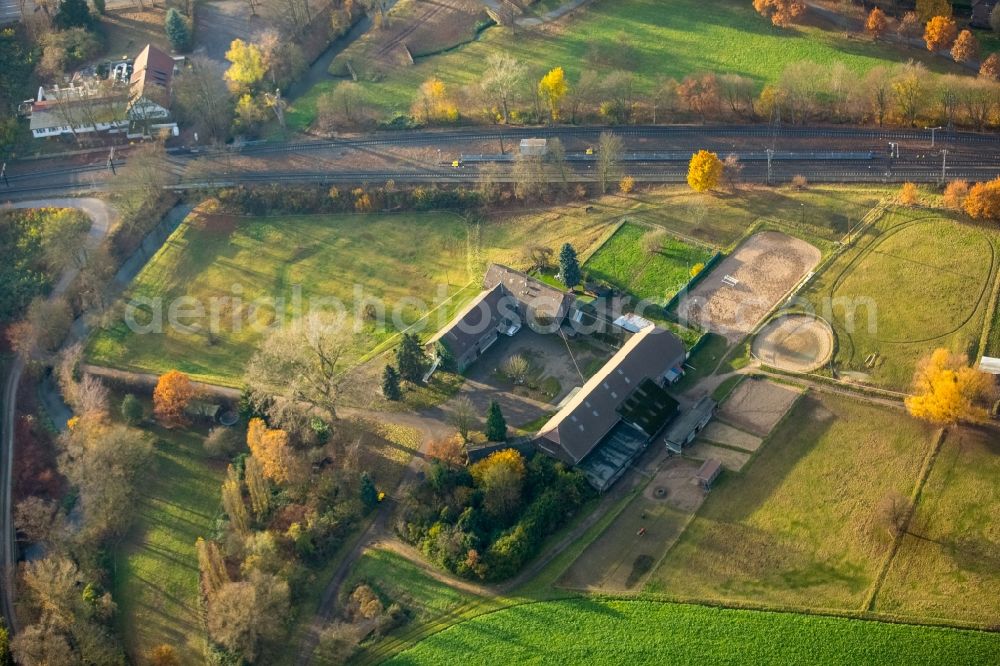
[804,207,999,390]
[112,422,224,663]
[287,0,963,129]
[583,222,714,304]
[648,392,935,609]
[86,205,636,385]
[87,211,475,385]
[628,184,888,249]
[876,427,1000,625]
[343,549,483,628]
[386,598,1000,664]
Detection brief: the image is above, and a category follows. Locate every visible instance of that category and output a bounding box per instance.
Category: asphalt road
[3,124,1000,200]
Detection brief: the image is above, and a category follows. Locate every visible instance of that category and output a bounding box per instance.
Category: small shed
[978,356,1000,375]
[664,396,716,453]
[519,138,548,157]
[185,400,221,421]
[696,458,722,490]
[613,313,654,333]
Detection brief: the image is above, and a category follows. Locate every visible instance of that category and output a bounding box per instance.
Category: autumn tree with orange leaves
[753,0,805,27]
[899,182,920,206]
[246,418,305,485]
[951,29,980,63]
[924,16,958,52]
[905,348,994,424]
[865,8,888,40]
[427,434,467,467]
[153,370,197,426]
[942,180,969,210]
[963,178,1000,222]
[687,150,724,192]
[980,53,1000,80]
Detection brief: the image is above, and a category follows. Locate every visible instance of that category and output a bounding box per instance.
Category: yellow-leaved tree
[470,448,526,519]
[687,150,723,192]
[246,417,300,485]
[412,77,457,123]
[224,39,267,92]
[905,348,994,424]
[538,67,568,122]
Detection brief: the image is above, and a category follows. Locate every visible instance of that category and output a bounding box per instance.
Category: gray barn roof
[664,395,717,451]
[484,263,575,322]
[428,283,514,360]
[536,325,686,464]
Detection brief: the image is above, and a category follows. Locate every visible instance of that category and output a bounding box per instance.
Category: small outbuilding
[978,356,1000,375]
[695,458,722,490]
[519,138,548,156]
[664,396,716,453]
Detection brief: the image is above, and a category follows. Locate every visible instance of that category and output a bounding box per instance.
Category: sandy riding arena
[677,232,821,342]
[752,314,834,373]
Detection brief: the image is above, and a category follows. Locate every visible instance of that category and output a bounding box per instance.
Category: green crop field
[876,428,1000,625]
[288,0,962,129]
[112,422,224,663]
[584,222,713,304]
[648,392,935,609]
[803,207,999,391]
[387,598,1000,664]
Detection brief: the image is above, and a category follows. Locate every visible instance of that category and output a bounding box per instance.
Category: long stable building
[536,324,687,491]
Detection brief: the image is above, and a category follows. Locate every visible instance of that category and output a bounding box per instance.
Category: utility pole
[925,126,942,148]
[107,146,116,175]
[766,148,774,186]
[940,149,948,184]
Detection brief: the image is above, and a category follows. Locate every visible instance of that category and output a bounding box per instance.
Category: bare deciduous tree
[173,56,234,144]
[481,51,526,124]
[245,314,352,422]
[449,396,476,442]
[596,131,624,194]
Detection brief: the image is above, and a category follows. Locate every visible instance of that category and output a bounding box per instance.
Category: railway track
[3,123,999,200]
[228,124,1000,157]
[4,161,1000,198]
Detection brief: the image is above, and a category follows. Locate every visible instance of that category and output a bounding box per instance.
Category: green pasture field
[86,207,631,385]
[876,427,1000,626]
[112,421,224,664]
[345,549,483,627]
[583,222,713,304]
[648,392,935,609]
[627,185,889,249]
[287,0,962,129]
[803,207,999,391]
[386,598,1000,664]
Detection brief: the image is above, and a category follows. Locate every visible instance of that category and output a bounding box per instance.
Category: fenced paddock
[676,231,821,342]
[752,314,834,373]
